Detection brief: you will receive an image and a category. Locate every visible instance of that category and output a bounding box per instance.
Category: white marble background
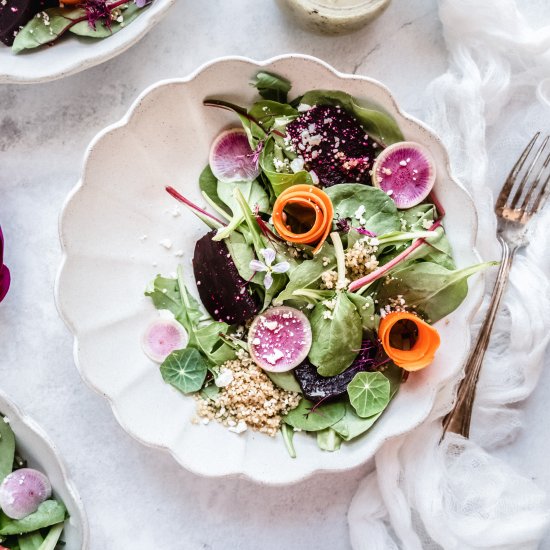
[0,0,549,548]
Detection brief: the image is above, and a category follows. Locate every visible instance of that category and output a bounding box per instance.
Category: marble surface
[0,0,549,548]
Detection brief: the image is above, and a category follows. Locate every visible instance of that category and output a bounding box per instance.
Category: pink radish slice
[248,306,312,373]
[372,141,436,209]
[0,468,51,520]
[142,318,188,363]
[209,128,261,183]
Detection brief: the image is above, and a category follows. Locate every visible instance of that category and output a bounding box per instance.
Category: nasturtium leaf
[160,348,208,394]
[347,372,391,418]
[283,399,345,432]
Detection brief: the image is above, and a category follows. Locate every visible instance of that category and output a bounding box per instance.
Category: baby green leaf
[298,90,404,146]
[316,428,342,452]
[12,8,84,53]
[281,424,297,459]
[0,500,66,535]
[376,261,498,323]
[347,372,391,418]
[308,293,363,376]
[199,165,230,214]
[331,404,383,441]
[160,348,208,394]
[248,100,298,131]
[0,416,15,484]
[18,530,44,550]
[217,179,270,216]
[267,371,302,393]
[251,71,292,103]
[325,184,401,236]
[284,399,346,431]
[346,292,377,332]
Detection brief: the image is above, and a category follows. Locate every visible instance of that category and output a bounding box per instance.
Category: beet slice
[193,230,260,325]
[294,339,379,402]
[285,104,377,187]
[0,0,58,46]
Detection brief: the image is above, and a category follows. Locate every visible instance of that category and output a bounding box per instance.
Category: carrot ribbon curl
[272,185,334,254]
[378,311,440,371]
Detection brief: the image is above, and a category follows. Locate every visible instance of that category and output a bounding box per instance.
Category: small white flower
[249,248,290,290]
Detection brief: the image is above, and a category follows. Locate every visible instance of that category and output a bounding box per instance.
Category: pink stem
[165,186,227,226]
[428,191,446,219]
[348,219,442,292]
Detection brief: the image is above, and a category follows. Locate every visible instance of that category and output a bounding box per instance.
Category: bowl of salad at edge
[56,55,493,485]
[0,0,175,84]
[0,390,88,549]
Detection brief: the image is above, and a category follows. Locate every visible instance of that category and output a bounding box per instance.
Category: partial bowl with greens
[0,0,175,84]
[57,55,487,484]
[0,390,88,548]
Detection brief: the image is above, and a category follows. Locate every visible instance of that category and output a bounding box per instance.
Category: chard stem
[349,220,442,292]
[166,186,226,227]
[201,191,231,221]
[330,231,347,288]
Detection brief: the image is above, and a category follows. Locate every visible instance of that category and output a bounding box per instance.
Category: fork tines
[496,132,550,222]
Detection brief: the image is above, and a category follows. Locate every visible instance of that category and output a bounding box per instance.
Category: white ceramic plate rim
[0,389,89,547]
[56,54,484,485]
[0,0,175,84]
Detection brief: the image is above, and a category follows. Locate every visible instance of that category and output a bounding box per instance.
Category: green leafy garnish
[0,500,66,535]
[251,71,292,103]
[347,372,391,418]
[316,428,342,452]
[160,348,208,395]
[284,399,346,431]
[0,416,15,484]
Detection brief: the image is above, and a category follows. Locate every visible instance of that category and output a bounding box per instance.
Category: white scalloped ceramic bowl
[0,390,89,547]
[0,0,175,84]
[56,55,483,485]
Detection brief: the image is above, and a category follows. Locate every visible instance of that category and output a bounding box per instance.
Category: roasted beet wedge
[193,230,260,325]
[285,104,377,187]
[0,0,58,46]
[295,339,379,402]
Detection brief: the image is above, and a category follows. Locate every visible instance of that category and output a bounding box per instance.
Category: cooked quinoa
[195,350,301,437]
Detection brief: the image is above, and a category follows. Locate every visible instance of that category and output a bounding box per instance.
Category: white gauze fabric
[348,1,550,548]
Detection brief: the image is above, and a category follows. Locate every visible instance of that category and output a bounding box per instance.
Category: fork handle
[442,236,517,438]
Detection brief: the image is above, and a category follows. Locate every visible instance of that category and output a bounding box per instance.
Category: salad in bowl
[142,71,494,456]
[57,55,487,483]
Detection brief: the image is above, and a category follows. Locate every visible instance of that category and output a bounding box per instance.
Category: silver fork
[442,132,550,439]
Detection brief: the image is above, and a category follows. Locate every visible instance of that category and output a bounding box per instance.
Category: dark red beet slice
[294,339,379,402]
[0,0,58,46]
[193,230,260,325]
[285,105,377,187]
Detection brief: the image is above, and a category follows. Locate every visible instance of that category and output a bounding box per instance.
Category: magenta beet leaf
[0,226,10,303]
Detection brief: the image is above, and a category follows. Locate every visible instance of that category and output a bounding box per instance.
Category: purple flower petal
[135,0,148,7]
[249,259,267,272]
[272,261,290,274]
[260,248,276,266]
[263,272,273,290]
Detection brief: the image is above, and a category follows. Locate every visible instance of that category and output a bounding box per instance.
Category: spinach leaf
[35,522,64,550]
[217,180,270,216]
[347,372,391,418]
[346,292,377,332]
[376,261,497,323]
[283,399,346,431]
[0,416,15,484]
[267,371,302,393]
[325,184,401,236]
[401,204,437,231]
[260,138,313,196]
[70,3,142,37]
[251,72,292,103]
[281,424,296,459]
[194,323,236,365]
[308,292,363,376]
[331,404,383,441]
[316,428,342,452]
[299,90,404,146]
[0,500,66,535]
[199,165,230,214]
[225,231,257,280]
[12,8,84,53]
[248,101,298,132]
[18,531,44,550]
[274,243,336,304]
[160,348,208,394]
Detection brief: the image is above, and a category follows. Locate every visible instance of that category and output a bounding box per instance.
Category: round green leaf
[283,399,345,432]
[347,372,391,418]
[160,348,208,394]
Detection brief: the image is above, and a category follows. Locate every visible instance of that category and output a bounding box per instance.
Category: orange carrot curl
[272,185,334,254]
[378,311,440,371]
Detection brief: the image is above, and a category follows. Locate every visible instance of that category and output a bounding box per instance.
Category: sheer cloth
[349,1,550,547]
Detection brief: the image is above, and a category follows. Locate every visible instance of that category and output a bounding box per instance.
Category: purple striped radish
[209,128,261,183]
[0,468,51,520]
[248,306,312,372]
[372,141,436,208]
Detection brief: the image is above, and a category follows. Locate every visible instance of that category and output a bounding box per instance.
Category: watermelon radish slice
[209,128,261,183]
[0,468,51,519]
[371,141,436,208]
[248,306,312,373]
[142,316,188,363]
